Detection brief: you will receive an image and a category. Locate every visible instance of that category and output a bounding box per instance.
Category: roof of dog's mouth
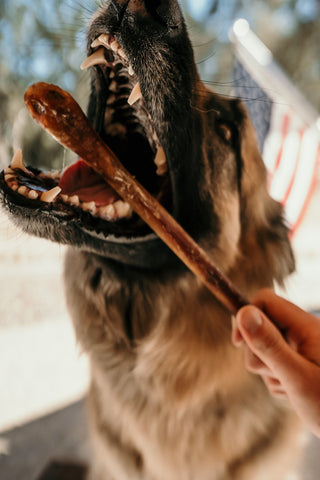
[2,33,173,240]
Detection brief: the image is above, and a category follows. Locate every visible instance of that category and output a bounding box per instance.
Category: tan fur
[64,96,303,478]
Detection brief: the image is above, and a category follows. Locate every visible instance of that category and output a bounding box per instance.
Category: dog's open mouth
[2,33,172,240]
[0,1,207,266]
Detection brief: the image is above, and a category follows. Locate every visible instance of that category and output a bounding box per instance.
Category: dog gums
[24,82,249,315]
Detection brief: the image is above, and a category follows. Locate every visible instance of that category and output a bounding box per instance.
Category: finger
[237,306,320,437]
[235,305,304,383]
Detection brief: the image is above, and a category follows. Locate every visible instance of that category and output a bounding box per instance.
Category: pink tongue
[59,160,120,206]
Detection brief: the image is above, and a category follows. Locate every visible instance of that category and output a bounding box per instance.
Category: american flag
[231,19,320,235]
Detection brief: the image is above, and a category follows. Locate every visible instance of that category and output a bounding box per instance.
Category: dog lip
[81,228,158,244]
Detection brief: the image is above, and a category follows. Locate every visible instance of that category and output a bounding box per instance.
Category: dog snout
[108,0,182,28]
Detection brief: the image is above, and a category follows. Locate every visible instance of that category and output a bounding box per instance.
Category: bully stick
[24,82,249,314]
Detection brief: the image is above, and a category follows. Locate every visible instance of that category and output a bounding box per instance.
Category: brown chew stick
[24,82,249,314]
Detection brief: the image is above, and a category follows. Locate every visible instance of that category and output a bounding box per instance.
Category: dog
[0,1,303,479]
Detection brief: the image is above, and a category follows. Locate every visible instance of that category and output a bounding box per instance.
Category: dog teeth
[99,204,116,220]
[128,83,142,106]
[81,48,110,70]
[91,34,111,49]
[18,186,28,196]
[154,147,168,175]
[110,40,120,53]
[118,47,126,59]
[128,65,134,76]
[40,186,62,203]
[10,149,29,173]
[113,201,132,218]
[4,155,135,221]
[82,201,97,214]
[90,35,128,61]
[109,81,118,93]
[107,94,117,106]
[28,190,39,200]
[69,195,80,206]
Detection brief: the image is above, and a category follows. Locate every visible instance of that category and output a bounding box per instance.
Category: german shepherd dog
[0,1,303,479]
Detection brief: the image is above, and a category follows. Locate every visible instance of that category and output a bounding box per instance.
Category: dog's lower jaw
[64,249,303,480]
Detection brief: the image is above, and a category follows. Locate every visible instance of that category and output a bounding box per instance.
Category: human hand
[232,289,320,438]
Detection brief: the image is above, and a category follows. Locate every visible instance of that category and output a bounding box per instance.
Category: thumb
[236,305,302,383]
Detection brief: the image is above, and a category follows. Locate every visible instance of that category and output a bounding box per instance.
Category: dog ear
[235,103,295,289]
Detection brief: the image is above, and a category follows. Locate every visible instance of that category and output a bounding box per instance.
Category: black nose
[110,0,182,28]
[108,0,130,22]
[146,0,182,27]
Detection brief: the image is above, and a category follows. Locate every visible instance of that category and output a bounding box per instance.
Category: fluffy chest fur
[64,250,301,480]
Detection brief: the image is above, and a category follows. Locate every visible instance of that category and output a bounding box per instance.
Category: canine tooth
[154,147,168,175]
[81,48,109,70]
[69,195,80,206]
[128,83,142,106]
[114,201,132,218]
[28,190,39,200]
[128,65,134,76]
[82,201,97,214]
[18,186,28,196]
[40,186,61,203]
[11,149,29,173]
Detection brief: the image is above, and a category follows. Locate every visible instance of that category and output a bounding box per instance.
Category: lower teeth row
[4,168,133,221]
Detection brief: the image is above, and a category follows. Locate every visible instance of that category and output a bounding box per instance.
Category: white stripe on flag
[262,101,320,233]
[269,130,301,202]
[284,129,320,231]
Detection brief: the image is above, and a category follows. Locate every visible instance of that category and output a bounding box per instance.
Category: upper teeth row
[81,35,141,107]
[81,34,131,72]
[92,34,128,61]
[80,39,168,175]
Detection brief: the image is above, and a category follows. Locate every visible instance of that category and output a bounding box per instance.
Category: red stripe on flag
[271,113,290,177]
[282,127,305,205]
[289,143,320,238]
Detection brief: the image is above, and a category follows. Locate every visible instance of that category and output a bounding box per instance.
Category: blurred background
[0,0,319,171]
[0,1,319,478]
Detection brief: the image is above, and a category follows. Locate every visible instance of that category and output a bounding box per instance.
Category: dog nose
[110,0,182,27]
[108,0,130,22]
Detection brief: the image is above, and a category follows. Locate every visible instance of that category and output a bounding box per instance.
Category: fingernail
[241,307,263,335]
